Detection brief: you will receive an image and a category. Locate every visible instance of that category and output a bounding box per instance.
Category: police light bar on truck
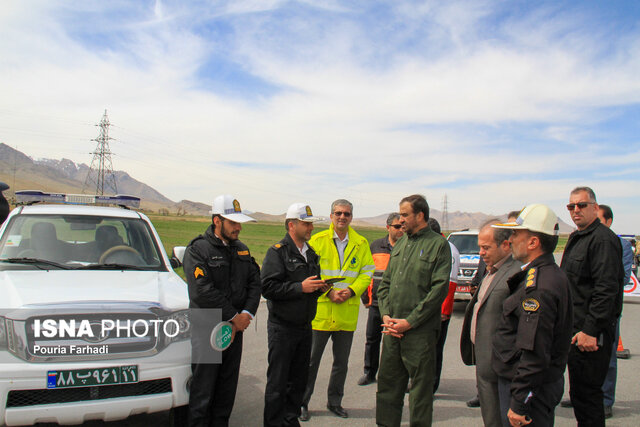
[15,190,141,208]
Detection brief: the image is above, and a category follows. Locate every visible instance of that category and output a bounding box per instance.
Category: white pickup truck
[0,191,190,426]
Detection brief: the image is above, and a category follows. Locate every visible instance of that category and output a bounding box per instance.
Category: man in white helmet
[491,204,572,427]
[261,203,330,426]
[183,195,261,427]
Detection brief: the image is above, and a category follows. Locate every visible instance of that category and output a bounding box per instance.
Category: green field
[149,214,389,264]
[148,214,569,271]
[148,215,389,281]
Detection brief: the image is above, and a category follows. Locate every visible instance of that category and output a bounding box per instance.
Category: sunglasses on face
[389,224,402,229]
[333,211,352,217]
[567,202,595,211]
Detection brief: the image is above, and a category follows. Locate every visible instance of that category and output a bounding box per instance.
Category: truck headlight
[163,310,191,345]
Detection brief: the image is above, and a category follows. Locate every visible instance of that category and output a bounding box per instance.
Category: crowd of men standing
[180,186,629,427]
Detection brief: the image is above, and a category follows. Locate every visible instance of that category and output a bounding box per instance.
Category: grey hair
[331,199,353,213]
[386,212,400,226]
[480,219,512,246]
[571,186,597,202]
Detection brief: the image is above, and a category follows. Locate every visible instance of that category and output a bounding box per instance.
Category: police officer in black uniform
[183,195,261,427]
[0,182,10,224]
[261,203,329,427]
[492,204,572,427]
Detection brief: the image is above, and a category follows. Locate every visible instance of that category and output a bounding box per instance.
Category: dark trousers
[264,322,312,427]
[498,376,563,427]
[302,330,354,407]
[376,327,438,427]
[363,306,382,379]
[568,327,615,427]
[602,318,620,407]
[433,318,450,393]
[189,332,243,427]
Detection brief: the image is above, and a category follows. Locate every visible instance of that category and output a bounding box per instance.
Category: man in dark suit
[461,220,521,426]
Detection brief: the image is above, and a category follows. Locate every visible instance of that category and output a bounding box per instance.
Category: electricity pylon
[83,110,118,195]
[441,194,449,232]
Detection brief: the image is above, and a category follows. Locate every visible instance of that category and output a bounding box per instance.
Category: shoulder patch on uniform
[273,243,282,249]
[522,298,540,312]
[237,250,249,256]
[194,266,205,279]
[525,267,537,289]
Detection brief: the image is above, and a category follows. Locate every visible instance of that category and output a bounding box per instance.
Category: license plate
[456,285,470,293]
[47,365,138,389]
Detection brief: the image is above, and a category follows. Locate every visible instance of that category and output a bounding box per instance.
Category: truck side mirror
[171,246,186,268]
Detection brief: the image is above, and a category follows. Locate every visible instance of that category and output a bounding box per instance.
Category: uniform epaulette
[273,243,283,249]
[525,267,537,291]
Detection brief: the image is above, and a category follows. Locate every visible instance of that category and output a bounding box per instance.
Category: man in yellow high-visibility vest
[299,199,375,421]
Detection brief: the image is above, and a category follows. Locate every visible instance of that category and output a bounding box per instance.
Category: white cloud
[0,1,639,231]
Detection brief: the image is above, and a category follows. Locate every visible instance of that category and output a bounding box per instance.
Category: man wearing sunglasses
[357,213,404,387]
[561,187,624,426]
[300,199,375,420]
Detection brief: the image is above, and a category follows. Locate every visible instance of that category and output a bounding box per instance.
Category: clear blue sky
[1,1,639,232]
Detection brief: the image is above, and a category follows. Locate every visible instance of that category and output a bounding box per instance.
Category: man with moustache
[300,199,374,420]
[460,219,522,426]
[376,194,451,427]
[492,204,572,427]
[465,210,522,409]
[183,195,262,427]
[561,187,623,426]
[358,212,404,387]
[261,203,329,427]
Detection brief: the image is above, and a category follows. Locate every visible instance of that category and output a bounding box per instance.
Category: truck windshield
[448,234,480,254]
[0,214,164,270]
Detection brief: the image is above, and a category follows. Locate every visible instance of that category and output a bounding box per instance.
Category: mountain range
[0,143,209,214]
[0,143,573,232]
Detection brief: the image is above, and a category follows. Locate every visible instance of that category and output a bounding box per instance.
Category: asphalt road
[230,299,640,427]
[44,296,640,426]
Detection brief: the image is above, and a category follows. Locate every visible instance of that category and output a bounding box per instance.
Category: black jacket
[183,225,261,320]
[261,233,323,328]
[0,184,9,225]
[492,253,573,415]
[561,219,623,336]
[471,258,487,289]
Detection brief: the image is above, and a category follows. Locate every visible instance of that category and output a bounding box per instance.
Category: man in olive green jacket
[376,194,452,427]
